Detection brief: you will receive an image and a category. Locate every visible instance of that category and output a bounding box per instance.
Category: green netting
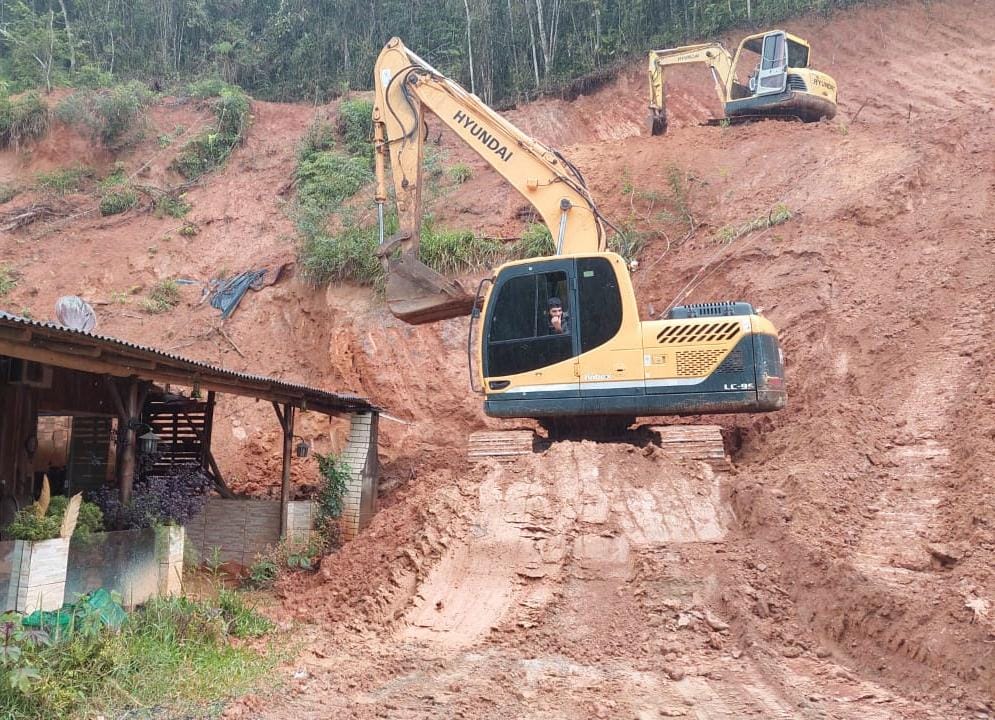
[22,588,126,632]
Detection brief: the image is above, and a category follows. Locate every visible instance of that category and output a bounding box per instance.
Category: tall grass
[55,81,155,148]
[0,92,49,148]
[0,591,278,720]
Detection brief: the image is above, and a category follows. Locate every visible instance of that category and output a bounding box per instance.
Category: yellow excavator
[373,38,786,430]
[648,30,837,135]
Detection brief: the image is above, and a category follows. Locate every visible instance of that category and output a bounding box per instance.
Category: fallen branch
[1,201,73,231]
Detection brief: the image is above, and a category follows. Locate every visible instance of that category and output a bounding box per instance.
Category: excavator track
[648,424,732,472]
[469,424,731,472]
[468,430,536,462]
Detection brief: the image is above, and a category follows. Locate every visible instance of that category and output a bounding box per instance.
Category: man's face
[549,306,563,321]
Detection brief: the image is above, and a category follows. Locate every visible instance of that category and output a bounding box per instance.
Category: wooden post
[119,379,139,504]
[202,391,216,472]
[273,402,295,537]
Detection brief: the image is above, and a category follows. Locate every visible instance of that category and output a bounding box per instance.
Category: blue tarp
[209,269,267,319]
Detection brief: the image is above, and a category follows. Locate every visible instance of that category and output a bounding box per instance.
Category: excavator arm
[648,43,733,135]
[373,37,609,324]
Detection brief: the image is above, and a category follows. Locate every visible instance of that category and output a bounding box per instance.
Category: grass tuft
[295,151,372,214]
[170,85,250,179]
[447,163,472,184]
[55,82,154,148]
[36,164,95,195]
[0,265,17,296]
[714,204,793,245]
[508,222,555,259]
[336,99,373,158]
[141,279,181,313]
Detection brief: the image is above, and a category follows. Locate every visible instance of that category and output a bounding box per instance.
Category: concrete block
[7,538,70,613]
[155,526,185,598]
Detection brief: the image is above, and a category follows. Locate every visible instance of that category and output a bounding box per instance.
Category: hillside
[2,0,994,716]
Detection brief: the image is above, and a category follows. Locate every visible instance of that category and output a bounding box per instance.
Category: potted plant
[5,478,103,613]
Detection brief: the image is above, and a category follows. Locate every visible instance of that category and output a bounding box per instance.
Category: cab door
[482,260,580,398]
[757,31,788,95]
[575,257,644,399]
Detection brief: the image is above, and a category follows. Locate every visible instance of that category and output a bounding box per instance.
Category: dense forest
[0,0,867,104]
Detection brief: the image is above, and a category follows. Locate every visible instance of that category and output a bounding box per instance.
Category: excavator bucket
[650,106,668,136]
[383,252,476,325]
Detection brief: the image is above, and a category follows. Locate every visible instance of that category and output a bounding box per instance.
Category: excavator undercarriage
[468,424,732,473]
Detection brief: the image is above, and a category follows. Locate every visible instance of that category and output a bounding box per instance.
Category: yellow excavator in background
[648,29,837,135]
[373,38,786,434]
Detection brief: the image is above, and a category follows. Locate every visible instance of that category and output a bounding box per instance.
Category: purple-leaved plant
[91,459,213,530]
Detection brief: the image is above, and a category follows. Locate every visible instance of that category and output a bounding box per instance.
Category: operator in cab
[547,297,569,335]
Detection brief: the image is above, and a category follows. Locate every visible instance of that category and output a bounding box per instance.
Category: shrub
[55,82,154,148]
[139,280,181,314]
[508,222,555,259]
[36,165,94,194]
[295,151,372,213]
[0,92,49,148]
[297,117,336,163]
[170,86,250,179]
[90,462,212,530]
[0,265,16,296]
[5,510,60,541]
[72,65,114,89]
[186,77,228,99]
[336,99,373,158]
[0,183,18,204]
[245,558,279,589]
[99,187,138,215]
[447,163,472,184]
[6,495,104,542]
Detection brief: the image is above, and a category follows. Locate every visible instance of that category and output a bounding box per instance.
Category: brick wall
[340,411,379,540]
[185,499,313,565]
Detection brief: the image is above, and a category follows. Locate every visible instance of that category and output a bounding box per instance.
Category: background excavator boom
[648,43,733,135]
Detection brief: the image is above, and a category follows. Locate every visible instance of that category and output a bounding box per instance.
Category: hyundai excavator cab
[373,38,787,434]
[648,30,837,135]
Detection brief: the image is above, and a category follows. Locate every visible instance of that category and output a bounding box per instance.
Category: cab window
[577,258,622,352]
[485,270,574,377]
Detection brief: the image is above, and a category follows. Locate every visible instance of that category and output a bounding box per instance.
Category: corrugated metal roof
[0,311,378,414]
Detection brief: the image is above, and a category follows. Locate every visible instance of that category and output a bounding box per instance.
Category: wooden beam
[119,379,139,504]
[272,401,286,432]
[179,414,235,500]
[279,403,294,538]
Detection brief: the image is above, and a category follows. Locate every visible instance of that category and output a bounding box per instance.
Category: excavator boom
[373,38,608,324]
[648,43,733,135]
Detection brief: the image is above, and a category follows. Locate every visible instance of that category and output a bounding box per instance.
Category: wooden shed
[0,311,378,534]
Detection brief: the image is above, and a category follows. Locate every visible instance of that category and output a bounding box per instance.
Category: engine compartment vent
[666,302,754,319]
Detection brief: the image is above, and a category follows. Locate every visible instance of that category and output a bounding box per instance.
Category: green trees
[0,1,863,104]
